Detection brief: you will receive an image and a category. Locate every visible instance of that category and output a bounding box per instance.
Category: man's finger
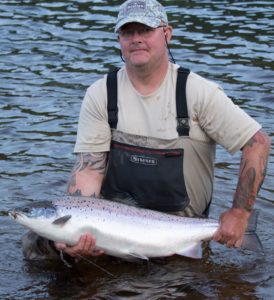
[234,238,243,248]
[212,229,222,242]
[54,242,67,251]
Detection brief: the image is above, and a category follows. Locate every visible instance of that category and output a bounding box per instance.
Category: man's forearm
[233,130,270,212]
[67,152,107,197]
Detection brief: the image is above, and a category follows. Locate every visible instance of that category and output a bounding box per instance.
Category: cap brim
[115,16,161,32]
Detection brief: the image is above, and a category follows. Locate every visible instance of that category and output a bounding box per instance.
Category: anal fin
[176,242,203,259]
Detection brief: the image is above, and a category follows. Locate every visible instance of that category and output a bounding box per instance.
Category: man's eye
[141,28,152,34]
[123,30,133,36]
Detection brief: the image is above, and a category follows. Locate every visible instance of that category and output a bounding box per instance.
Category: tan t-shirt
[74,63,261,214]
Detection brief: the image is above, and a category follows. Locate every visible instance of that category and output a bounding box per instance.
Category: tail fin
[242,209,264,253]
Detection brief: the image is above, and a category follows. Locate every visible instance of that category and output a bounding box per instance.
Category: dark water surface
[1,0,274,299]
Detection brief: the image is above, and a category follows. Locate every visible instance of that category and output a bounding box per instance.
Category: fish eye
[22,207,32,214]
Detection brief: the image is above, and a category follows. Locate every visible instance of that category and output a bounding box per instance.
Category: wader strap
[176,67,190,136]
[106,67,190,136]
[106,68,119,129]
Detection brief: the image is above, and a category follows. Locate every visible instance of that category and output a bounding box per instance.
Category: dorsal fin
[52,215,71,226]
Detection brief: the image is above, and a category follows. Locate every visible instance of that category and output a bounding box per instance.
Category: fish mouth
[9,210,19,220]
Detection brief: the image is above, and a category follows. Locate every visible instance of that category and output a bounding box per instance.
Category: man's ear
[165,26,173,42]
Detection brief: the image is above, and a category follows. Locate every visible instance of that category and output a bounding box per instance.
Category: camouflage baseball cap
[115,0,168,32]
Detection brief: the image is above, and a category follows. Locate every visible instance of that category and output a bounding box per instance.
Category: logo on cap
[126,1,146,13]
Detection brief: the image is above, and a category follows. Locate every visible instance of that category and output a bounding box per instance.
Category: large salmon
[9,196,262,260]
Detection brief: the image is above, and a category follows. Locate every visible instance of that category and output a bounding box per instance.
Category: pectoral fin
[52,215,71,226]
[128,252,149,260]
[119,252,149,262]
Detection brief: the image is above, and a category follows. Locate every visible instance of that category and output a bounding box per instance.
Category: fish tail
[242,209,264,253]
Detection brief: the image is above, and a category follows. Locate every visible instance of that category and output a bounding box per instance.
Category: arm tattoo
[233,159,256,211]
[233,130,270,212]
[73,152,107,174]
[67,152,107,195]
[69,189,82,197]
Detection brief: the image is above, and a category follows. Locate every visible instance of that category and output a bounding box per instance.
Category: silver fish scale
[53,196,218,227]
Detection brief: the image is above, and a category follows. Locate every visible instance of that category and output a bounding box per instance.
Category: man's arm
[213,130,271,247]
[55,152,108,257]
[67,152,107,197]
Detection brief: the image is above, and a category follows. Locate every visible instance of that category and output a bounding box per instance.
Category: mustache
[128,44,147,50]
[129,47,147,52]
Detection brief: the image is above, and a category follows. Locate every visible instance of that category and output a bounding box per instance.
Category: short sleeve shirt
[74,63,261,213]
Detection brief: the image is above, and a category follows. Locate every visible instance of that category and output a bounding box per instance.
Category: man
[23,0,270,260]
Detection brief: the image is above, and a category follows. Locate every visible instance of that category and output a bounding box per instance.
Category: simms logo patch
[130,155,158,166]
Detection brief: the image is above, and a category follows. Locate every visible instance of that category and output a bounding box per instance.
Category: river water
[0,0,273,299]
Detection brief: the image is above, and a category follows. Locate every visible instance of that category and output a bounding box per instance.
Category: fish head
[9,201,74,243]
[9,201,58,227]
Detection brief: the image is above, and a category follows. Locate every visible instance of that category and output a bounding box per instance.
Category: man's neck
[126,60,169,96]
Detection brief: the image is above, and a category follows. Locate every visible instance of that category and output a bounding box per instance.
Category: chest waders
[101,67,191,212]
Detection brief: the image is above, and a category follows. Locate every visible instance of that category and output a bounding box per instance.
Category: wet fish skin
[8,196,262,260]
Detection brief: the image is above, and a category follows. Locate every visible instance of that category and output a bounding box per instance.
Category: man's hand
[54,233,104,258]
[212,208,251,248]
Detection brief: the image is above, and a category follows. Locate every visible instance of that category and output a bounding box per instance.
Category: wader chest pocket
[102,141,189,212]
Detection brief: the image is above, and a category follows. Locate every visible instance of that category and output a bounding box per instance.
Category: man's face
[118,22,171,68]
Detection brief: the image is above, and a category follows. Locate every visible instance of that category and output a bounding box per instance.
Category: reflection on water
[0,0,273,299]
